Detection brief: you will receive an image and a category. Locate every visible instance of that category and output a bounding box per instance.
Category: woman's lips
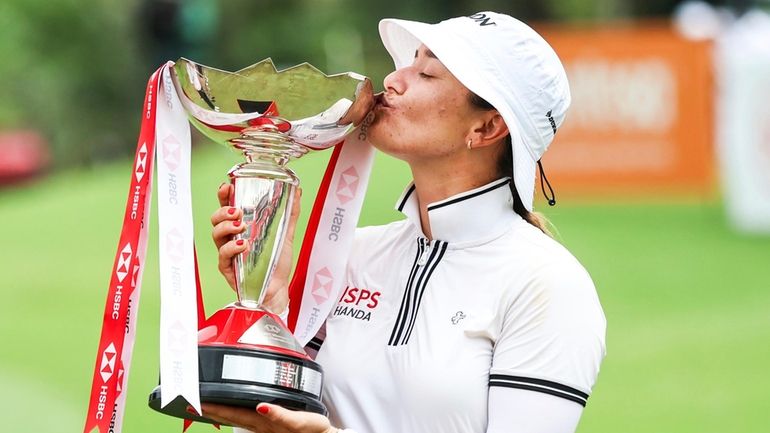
[374,92,392,109]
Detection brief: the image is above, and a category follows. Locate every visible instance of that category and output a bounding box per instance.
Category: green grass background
[1,142,769,432]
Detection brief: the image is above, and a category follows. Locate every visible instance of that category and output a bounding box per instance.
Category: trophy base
[148,306,326,425]
[148,382,326,423]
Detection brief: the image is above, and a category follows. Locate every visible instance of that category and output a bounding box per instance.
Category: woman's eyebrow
[413,49,438,59]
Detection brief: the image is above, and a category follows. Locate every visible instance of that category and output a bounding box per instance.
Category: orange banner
[538,23,714,197]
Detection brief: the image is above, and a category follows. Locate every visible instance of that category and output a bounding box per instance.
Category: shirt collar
[394,177,520,244]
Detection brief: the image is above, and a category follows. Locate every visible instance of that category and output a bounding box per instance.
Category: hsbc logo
[146,81,155,119]
[165,228,184,263]
[163,70,175,108]
[130,184,143,220]
[100,342,117,383]
[311,267,334,304]
[327,166,359,242]
[162,134,181,172]
[135,143,148,182]
[116,362,125,393]
[357,112,374,141]
[167,320,188,354]
[112,243,132,320]
[116,243,133,283]
[131,263,141,289]
[335,166,359,205]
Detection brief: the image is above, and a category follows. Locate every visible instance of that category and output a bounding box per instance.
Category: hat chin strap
[537,160,556,206]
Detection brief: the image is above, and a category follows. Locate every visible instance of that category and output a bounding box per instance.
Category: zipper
[417,238,432,266]
[388,237,448,346]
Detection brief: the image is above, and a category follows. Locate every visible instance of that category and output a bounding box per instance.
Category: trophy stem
[227,123,305,312]
[229,159,298,311]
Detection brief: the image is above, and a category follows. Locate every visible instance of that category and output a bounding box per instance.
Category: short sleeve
[489,259,606,407]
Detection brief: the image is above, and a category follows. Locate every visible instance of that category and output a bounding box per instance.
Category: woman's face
[368,45,481,162]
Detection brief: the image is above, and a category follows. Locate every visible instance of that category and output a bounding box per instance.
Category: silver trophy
[148,58,373,423]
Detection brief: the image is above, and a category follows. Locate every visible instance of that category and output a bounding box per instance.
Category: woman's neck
[409,153,499,239]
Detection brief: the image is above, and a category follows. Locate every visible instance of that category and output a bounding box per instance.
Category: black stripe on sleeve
[488,374,589,407]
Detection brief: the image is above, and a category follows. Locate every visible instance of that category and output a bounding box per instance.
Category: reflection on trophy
[148,58,374,424]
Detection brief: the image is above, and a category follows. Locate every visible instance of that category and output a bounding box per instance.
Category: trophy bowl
[148,58,373,424]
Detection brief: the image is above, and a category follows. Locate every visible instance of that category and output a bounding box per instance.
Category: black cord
[537,160,556,206]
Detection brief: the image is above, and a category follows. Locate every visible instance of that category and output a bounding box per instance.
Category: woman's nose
[383,68,407,95]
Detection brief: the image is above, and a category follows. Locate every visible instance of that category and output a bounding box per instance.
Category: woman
[204,11,606,433]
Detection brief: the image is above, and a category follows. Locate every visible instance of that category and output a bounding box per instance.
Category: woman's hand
[198,402,338,433]
[211,182,301,314]
[211,183,246,291]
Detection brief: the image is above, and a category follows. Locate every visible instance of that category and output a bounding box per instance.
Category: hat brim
[379,18,538,211]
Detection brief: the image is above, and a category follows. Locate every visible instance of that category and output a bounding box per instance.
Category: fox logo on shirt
[333,286,381,321]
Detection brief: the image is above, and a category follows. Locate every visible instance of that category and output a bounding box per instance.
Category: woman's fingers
[211,204,241,227]
[254,403,336,433]
[199,403,254,430]
[254,403,294,427]
[212,183,243,292]
[218,238,249,290]
[212,216,245,250]
[199,402,336,433]
[211,201,244,251]
[217,182,232,207]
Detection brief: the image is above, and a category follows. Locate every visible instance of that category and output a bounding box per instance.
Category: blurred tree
[1,0,738,170]
[0,0,145,167]
[139,0,184,67]
[137,0,219,70]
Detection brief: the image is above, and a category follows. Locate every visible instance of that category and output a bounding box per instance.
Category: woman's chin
[363,116,384,145]
[362,116,410,161]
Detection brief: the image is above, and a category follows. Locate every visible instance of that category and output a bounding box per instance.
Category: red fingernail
[233,220,241,227]
[257,405,269,415]
[236,239,244,246]
[227,207,236,215]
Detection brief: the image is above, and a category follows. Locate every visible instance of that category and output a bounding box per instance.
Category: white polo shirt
[310,178,606,433]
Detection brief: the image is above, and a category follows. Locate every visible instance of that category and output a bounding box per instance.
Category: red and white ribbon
[156,65,201,412]
[83,67,162,433]
[84,63,201,433]
[288,130,375,345]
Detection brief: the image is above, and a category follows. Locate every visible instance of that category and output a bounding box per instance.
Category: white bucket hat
[379,12,571,211]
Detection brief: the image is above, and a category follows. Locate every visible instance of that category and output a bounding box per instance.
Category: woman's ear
[467,112,509,149]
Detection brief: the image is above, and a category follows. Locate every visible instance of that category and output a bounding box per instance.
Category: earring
[467,139,472,150]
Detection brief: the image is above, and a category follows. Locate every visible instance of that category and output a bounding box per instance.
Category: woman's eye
[419,72,433,79]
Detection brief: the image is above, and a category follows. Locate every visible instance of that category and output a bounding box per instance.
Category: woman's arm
[487,257,606,433]
[486,387,584,433]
